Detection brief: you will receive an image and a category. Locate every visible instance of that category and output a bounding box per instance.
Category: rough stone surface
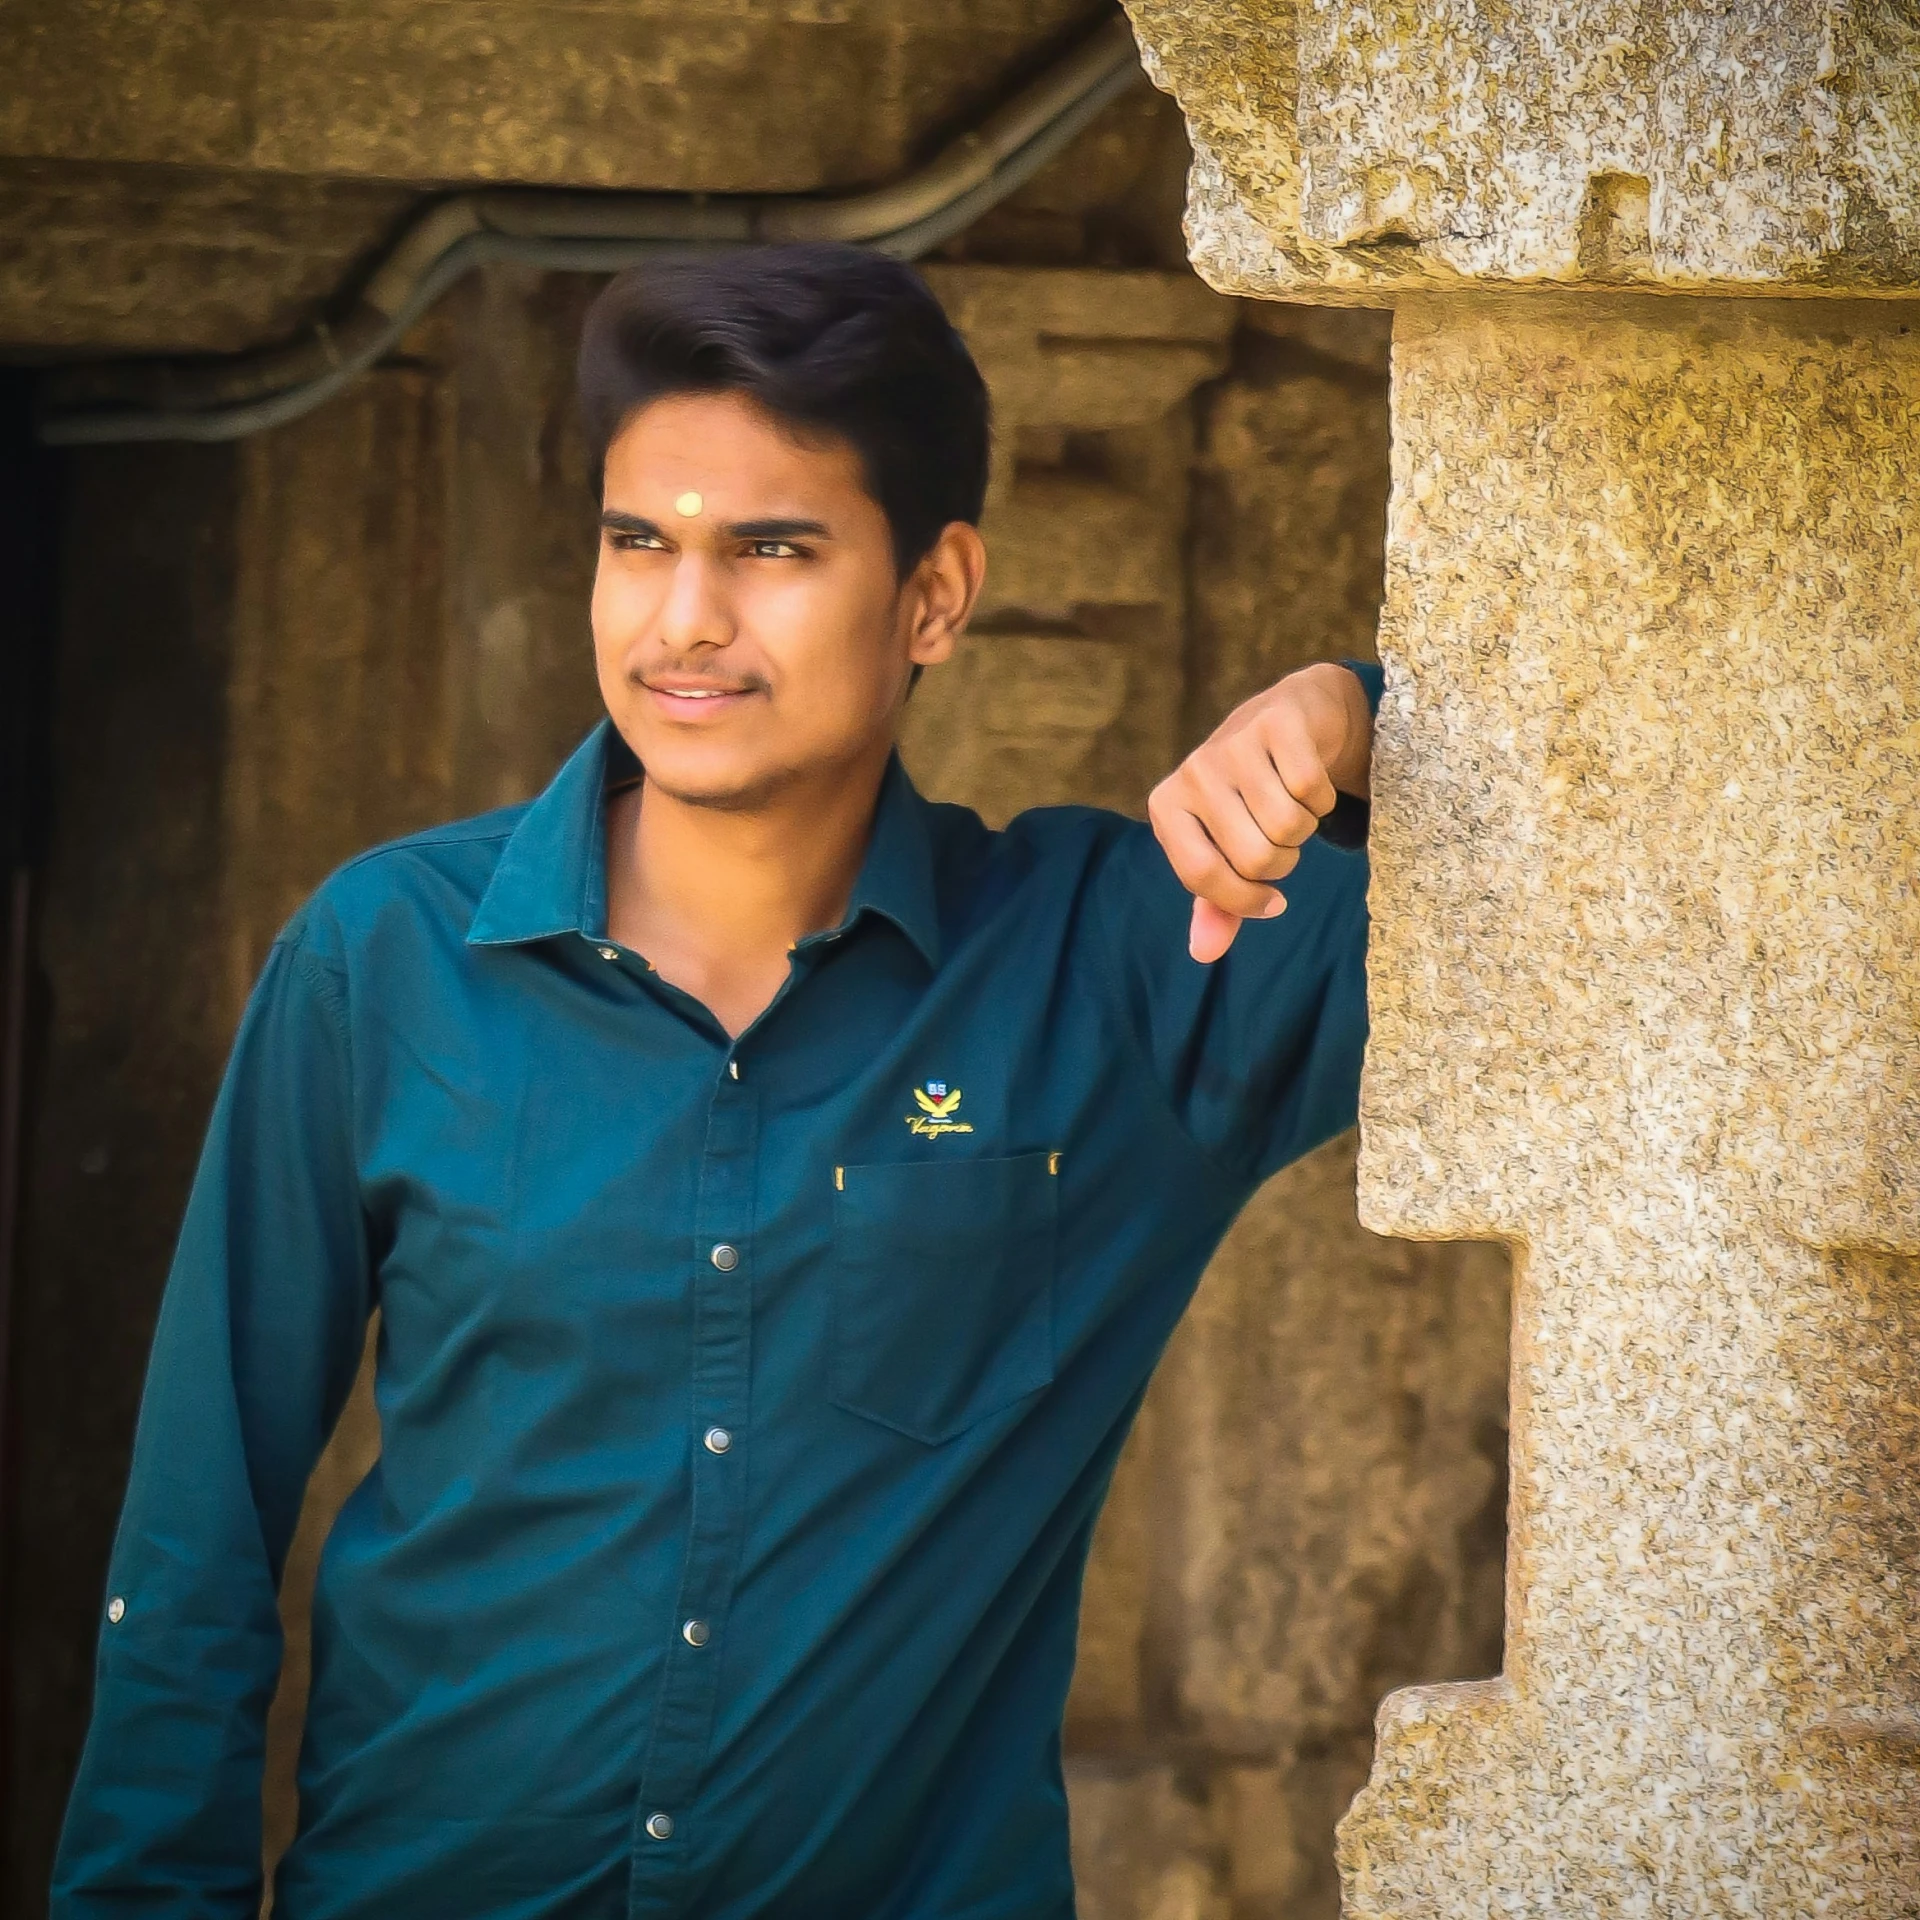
[1067,1763,1232,1920]
[1184,303,1393,741]
[1122,0,1920,301]
[1155,1131,1507,1764]
[1344,294,1920,1915]
[0,160,415,357]
[0,1,1094,190]
[929,84,1196,279]
[925,265,1238,439]
[903,266,1235,822]
[0,61,1196,359]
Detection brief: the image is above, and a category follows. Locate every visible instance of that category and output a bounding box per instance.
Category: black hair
[578,243,991,575]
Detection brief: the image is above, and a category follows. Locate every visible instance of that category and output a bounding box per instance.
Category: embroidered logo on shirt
[907,1080,973,1137]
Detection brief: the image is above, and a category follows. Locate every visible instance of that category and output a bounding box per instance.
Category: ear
[905,522,987,669]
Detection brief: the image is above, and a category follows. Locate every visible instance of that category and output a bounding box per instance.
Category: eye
[746,539,804,560]
[607,528,668,552]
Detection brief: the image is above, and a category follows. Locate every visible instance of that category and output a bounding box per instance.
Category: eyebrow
[598,509,832,541]
[726,517,832,540]
[600,509,660,536]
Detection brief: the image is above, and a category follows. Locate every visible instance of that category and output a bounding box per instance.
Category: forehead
[603,390,866,503]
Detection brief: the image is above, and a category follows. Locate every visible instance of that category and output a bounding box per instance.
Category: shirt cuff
[1316,660,1379,851]
[1342,658,1384,717]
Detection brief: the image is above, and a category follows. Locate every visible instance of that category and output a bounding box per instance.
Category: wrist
[1290,662,1373,800]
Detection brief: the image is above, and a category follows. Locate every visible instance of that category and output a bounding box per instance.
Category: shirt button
[710,1243,739,1271]
[645,1812,675,1841]
[106,1596,126,1624]
[596,945,618,961]
[681,1619,711,1647]
[728,1059,740,1081]
[704,1426,733,1454]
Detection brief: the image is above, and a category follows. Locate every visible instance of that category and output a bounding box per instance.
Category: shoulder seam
[332,821,517,876]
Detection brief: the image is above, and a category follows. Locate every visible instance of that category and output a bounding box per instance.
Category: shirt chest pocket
[831,1153,1058,1445]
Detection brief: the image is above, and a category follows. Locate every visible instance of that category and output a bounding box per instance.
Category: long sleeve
[1084,661,1381,1186]
[52,922,374,1916]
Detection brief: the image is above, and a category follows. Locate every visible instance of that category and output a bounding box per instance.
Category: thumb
[1188,897,1242,964]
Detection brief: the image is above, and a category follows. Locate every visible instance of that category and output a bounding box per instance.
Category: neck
[604,740,894,1033]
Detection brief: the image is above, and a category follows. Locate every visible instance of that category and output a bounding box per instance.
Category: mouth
[642,680,761,719]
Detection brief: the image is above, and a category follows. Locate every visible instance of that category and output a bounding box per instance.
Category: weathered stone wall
[1070,1140,1508,1920]
[1342,287,1920,1920]
[1124,2,1920,1912]
[0,0,1096,192]
[6,94,1510,1918]
[1123,0,1920,303]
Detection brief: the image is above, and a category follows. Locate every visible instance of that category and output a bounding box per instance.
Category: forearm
[53,930,370,1913]
[53,1189,291,1916]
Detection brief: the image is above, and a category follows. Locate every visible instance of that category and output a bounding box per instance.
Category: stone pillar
[1124,3,1920,1912]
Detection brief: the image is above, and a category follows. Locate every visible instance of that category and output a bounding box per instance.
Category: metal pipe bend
[38,14,1143,447]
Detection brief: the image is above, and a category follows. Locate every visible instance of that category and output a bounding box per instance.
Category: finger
[1149,785,1285,922]
[1225,728,1324,851]
[1186,756,1303,885]
[1249,705,1341,819]
[1154,800,1283,919]
[1189,897,1243,963]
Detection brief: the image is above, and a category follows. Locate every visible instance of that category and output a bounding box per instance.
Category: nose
[658,547,736,654]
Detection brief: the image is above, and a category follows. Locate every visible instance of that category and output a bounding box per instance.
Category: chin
[633,738,804,814]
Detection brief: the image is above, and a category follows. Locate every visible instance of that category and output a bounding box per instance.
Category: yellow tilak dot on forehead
[674,491,704,518]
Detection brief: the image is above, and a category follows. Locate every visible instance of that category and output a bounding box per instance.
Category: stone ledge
[1123,0,1920,302]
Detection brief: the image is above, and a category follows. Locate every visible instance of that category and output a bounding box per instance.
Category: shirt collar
[842,749,943,969]
[467,719,943,969]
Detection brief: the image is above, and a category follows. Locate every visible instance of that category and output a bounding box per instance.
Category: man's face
[591,389,975,810]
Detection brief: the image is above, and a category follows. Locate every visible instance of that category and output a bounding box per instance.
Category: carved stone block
[1345,293,1920,1916]
[1124,0,1920,300]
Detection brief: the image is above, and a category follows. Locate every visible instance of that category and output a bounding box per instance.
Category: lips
[643,679,760,717]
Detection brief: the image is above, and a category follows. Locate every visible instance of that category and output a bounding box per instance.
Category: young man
[54,245,1378,1919]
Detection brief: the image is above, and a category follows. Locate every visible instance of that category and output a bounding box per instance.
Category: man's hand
[1147,662,1374,963]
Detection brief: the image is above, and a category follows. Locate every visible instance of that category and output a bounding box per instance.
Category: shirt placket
[628,1058,758,1914]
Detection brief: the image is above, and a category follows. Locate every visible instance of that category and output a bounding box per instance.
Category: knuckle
[1196,852,1239,895]
[1223,823,1266,873]
[1302,771,1339,815]
[1233,846,1279,889]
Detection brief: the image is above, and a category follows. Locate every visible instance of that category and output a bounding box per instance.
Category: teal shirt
[55,669,1379,1920]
